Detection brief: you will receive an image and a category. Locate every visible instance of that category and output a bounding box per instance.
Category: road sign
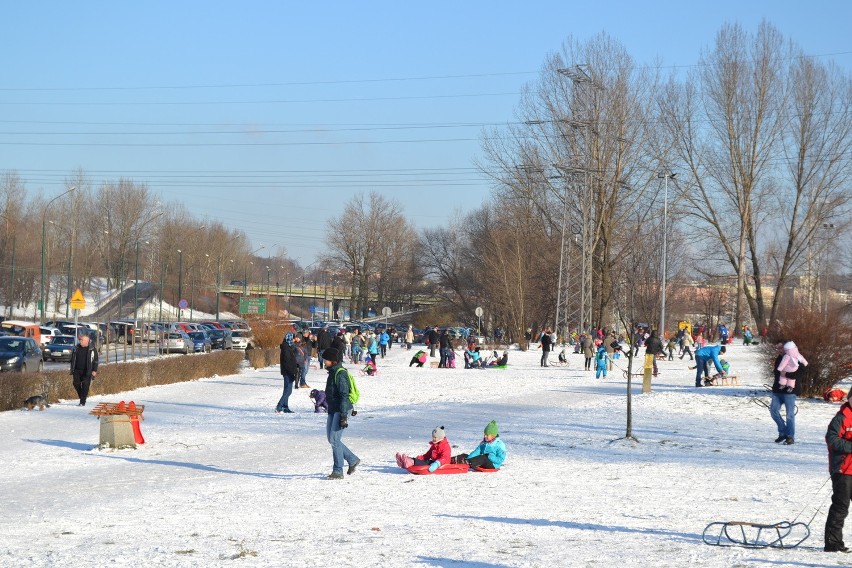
[239,297,267,315]
[70,289,86,310]
[178,299,189,309]
[475,306,484,317]
[381,306,392,316]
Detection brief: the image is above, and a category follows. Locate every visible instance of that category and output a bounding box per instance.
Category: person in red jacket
[825,391,852,553]
[395,426,451,472]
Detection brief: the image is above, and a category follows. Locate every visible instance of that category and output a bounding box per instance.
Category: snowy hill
[0,343,844,566]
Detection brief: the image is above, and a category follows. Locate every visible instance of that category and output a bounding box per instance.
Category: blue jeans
[299,363,309,387]
[326,412,358,475]
[276,374,295,411]
[439,347,451,367]
[770,391,796,438]
[694,356,709,386]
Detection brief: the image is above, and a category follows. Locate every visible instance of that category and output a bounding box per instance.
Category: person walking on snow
[322,347,359,479]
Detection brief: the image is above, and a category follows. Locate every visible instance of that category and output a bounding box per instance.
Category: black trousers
[467,454,495,469]
[72,371,92,405]
[826,473,852,548]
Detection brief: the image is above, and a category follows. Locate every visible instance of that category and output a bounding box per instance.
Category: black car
[208,329,233,350]
[0,336,44,373]
[43,335,76,362]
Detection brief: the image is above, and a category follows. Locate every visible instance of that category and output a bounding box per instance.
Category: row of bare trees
[0,171,295,319]
[445,23,852,341]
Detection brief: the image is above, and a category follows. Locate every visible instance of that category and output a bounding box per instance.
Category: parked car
[38,327,62,347]
[207,329,233,350]
[0,336,43,373]
[230,330,254,350]
[110,322,135,343]
[158,332,192,354]
[200,321,226,330]
[188,331,212,353]
[43,335,77,362]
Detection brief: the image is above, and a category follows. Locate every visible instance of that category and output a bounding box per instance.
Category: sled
[407,463,470,475]
[702,520,810,549]
[474,467,499,473]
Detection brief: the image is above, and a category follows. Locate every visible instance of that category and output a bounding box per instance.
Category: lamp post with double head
[40,186,76,322]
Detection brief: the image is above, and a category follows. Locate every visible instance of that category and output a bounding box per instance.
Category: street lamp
[177,249,183,319]
[40,186,76,321]
[243,244,266,297]
[658,171,676,338]
[216,234,242,321]
[48,221,74,318]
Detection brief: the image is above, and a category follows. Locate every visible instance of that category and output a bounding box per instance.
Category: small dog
[24,395,50,411]
[309,389,328,413]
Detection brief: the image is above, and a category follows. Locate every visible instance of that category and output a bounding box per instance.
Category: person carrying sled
[453,421,507,470]
[395,426,451,472]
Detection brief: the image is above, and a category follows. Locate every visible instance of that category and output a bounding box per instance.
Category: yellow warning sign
[70,289,86,310]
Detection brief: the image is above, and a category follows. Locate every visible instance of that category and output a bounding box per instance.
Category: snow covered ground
[1,341,848,567]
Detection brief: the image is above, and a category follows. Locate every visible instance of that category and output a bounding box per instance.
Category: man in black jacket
[540,328,553,367]
[322,347,359,479]
[426,326,439,358]
[70,334,98,406]
[315,326,332,365]
[644,330,664,377]
[276,338,299,413]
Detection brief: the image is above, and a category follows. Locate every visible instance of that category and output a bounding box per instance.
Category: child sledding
[395,421,507,474]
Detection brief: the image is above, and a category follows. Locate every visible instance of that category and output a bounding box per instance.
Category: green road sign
[239,297,267,315]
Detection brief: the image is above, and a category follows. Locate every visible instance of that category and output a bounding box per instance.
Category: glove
[339,416,348,429]
[428,461,440,473]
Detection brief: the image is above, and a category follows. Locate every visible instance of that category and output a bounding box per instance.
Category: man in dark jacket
[316,326,332,364]
[539,328,553,367]
[322,347,359,479]
[426,326,439,358]
[69,334,98,406]
[825,390,852,552]
[276,337,299,413]
[438,330,452,368]
[644,330,664,377]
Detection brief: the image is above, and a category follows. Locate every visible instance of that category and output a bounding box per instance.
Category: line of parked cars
[0,316,254,374]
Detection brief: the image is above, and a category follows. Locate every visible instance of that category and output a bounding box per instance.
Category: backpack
[335,367,360,405]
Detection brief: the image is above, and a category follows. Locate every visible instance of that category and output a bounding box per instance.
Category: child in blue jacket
[454,421,507,470]
[595,345,608,379]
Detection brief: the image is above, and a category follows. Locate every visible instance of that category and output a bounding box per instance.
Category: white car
[230,330,254,350]
[38,327,62,347]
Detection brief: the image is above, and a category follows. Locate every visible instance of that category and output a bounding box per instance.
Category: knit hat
[432,426,446,440]
[323,348,341,363]
[484,420,499,437]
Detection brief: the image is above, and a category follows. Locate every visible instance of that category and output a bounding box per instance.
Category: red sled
[407,463,470,475]
[474,467,499,473]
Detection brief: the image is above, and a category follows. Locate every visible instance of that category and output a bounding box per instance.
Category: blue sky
[4,1,851,264]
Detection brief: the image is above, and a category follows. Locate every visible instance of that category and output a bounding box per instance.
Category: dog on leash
[309,389,328,413]
[24,395,50,411]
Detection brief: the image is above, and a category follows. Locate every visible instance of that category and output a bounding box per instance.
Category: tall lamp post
[176,249,183,320]
[658,172,676,338]
[243,244,266,297]
[40,186,76,322]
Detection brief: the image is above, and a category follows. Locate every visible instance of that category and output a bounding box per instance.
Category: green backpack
[335,367,360,405]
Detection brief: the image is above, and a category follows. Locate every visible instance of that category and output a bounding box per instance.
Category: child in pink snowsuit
[777,341,808,392]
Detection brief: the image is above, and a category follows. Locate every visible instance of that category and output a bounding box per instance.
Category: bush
[249,319,291,349]
[0,351,245,412]
[766,305,852,398]
[246,347,279,369]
